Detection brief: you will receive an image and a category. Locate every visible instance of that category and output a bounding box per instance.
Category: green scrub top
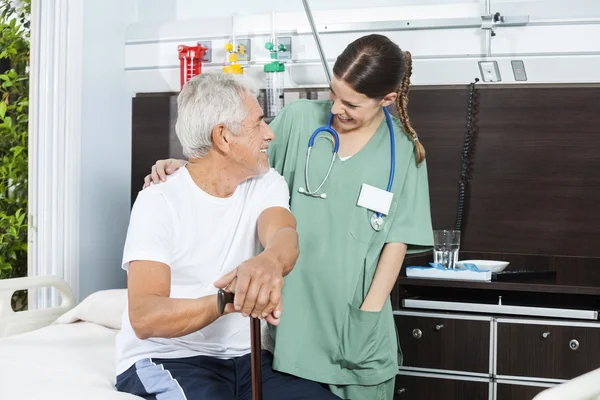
[267,99,434,386]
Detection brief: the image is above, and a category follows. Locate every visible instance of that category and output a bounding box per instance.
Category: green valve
[265,42,286,53]
[264,61,285,73]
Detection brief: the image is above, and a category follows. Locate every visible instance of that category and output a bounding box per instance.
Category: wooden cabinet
[394,374,489,400]
[496,383,550,400]
[393,311,600,400]
[395,314,491,373]
[496,321,600,380]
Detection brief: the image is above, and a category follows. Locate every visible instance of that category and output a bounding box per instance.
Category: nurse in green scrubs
[144,34,433,400]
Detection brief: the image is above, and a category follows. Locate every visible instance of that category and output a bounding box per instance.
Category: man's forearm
[262,226,299,276]
[129,294,221,340]
[361,242,407,312]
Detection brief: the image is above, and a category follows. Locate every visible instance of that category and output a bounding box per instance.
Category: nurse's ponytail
[396,51,426,165]
[334,35,426,167]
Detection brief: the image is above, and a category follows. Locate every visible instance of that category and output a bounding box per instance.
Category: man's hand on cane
[214,255,284,326]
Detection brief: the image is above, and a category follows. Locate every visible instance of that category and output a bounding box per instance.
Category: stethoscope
[298,107,396,231]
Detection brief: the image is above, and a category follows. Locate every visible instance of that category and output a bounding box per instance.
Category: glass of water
[433,230,461,269]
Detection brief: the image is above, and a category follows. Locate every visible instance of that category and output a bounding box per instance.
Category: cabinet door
[395,315,491,373]
[496,383,551,400]
[394,374,489,400]
[497,322,600,380]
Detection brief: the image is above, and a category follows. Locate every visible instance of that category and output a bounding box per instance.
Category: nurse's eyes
[329,91,358,109]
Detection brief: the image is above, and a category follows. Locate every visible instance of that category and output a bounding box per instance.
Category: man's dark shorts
[116,350,340,399]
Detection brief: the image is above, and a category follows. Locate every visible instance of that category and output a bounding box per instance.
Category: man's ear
[212,124,231,154]
[380,92,398,108]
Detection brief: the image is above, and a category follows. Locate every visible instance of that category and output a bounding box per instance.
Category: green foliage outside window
[0,0,31,311]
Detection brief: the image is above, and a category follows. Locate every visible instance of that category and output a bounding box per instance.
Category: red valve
[177,44,209,89]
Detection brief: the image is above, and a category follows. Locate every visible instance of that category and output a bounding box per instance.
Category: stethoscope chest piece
[370,213,385,231]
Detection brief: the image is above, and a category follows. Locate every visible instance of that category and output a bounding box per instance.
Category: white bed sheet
[0,286,276,399]
[0,320,139,399]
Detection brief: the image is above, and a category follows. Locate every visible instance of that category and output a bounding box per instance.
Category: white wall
[78,0,136,300]
[125,0,600,94]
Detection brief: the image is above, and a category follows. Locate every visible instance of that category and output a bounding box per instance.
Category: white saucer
[456,259,509,273]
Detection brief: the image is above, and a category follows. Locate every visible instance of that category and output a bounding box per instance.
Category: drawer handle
[569,339,580,350]
[436,324,444,331]
[542,332,551,339]
[412,329,422,339]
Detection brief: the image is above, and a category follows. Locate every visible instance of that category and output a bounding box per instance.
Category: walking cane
[218,289,263,400]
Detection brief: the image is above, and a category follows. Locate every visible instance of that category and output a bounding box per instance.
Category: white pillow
[54,288,126,330]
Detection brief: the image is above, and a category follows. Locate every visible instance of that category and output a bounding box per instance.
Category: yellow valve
[223,41,244,75]
[223,64,243,74]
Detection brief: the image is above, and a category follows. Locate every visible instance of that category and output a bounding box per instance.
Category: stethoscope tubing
[300,107,396,227]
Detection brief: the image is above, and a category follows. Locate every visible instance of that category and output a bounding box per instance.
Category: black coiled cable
[455,78,480,232]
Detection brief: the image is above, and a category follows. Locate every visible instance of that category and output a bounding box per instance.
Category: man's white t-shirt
[114,166,290,375]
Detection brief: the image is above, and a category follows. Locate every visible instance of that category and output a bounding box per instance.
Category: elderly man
[114,71,337,400]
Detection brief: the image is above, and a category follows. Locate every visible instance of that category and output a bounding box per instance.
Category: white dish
[456,259,510,273]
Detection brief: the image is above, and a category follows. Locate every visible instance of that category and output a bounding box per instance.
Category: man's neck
[186,154,246,198]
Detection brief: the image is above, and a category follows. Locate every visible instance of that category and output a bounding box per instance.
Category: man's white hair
[175,70,259,159]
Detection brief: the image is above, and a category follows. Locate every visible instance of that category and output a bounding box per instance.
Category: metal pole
[231,14,236,51]
[301,0,332,83]
[271,11,276,43]
[485,0,492,57]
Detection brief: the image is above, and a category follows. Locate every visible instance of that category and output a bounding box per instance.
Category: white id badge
[357,184,394,215]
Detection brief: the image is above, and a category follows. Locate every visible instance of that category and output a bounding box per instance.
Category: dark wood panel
[497,322,600,380]
[394,374,489,400]
[395,315,490,373]
[496,383,550,400]
[131,96,173,205]
[132,87,600,257]
[409,86,600,258]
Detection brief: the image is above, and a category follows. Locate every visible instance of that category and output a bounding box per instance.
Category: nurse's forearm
[360,242,407,312]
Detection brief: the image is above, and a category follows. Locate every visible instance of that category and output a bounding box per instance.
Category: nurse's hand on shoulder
[214,254,284,326]
[143,158,186,188]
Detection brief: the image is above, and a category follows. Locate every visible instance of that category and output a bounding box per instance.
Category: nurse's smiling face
[329,76,396,134]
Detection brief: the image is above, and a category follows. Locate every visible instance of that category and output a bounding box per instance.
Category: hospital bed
[0,276,138,399]
[1,276,599,400]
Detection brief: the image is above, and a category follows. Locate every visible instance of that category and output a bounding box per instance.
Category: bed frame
[0,275,76,338]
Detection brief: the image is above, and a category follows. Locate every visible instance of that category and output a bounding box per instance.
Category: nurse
[143,34,433,400]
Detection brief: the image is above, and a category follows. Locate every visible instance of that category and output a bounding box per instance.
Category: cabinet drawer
[395,315,491,373]
[497,322,600,380]
[394,374,490,400]
[496,382,552,400]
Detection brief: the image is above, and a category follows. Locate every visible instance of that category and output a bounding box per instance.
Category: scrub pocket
[349,197,399,244]
[336,303,390,370]
[349,206,377,244]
